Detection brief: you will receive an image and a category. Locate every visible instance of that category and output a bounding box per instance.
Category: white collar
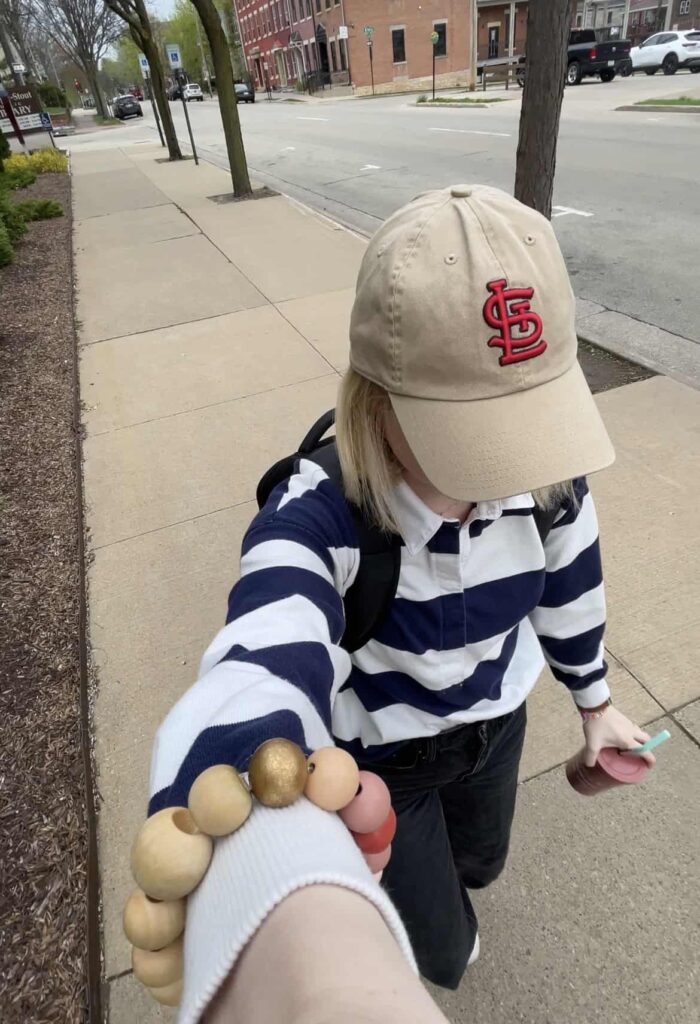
[390,481,535,557]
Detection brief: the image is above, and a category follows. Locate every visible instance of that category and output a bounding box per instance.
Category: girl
[145,185,655,1022]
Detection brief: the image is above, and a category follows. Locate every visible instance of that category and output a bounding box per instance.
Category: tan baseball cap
[349,184,615,501]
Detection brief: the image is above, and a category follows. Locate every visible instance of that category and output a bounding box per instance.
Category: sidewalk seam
[91,497,258,552]
[87,371,339,436]
[80,306,267,347]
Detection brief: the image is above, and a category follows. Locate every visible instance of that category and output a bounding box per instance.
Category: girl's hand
[582,706,657,768]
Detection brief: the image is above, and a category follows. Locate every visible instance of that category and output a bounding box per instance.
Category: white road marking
[429,127,511,138]
[360,164,381,170]
[297,116,329,122]
[551,205,594,219]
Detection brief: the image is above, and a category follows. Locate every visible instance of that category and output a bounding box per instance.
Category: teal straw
[621,729,671,757]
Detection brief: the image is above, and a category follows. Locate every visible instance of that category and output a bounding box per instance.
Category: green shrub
[0,133,10,162]
[0,220,14,266]
[38,82,67,109]
[26,148,68,173]
[417,94,427,103]
[15,198,63,221]
[3,164,37,190]
[0,192,28,244]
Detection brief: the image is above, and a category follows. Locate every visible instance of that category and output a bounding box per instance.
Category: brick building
[670,0,700,30]
[234,1,473,96]
[476,2,528,62]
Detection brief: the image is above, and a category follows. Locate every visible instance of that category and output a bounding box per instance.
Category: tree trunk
[514,0,570,219]
[0,20,24,85]
[85,59,108,118]
[190,0,252,196]
[140,34,183,161]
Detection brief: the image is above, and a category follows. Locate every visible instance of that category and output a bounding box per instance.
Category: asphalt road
[118,76,700,345]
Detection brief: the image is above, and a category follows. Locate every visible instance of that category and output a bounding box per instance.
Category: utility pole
[621,0,631,38]
[469,0,478,91]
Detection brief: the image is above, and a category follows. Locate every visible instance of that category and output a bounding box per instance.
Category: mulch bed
[0,172,91,1022]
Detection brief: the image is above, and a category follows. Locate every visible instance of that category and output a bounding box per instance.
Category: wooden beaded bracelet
[123,739,396,1008]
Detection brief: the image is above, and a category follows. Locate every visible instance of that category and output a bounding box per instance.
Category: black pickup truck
[567,29,632,83]
[516,30,632,87]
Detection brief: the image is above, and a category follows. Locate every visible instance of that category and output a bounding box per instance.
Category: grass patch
[417,95,505,105]
[635,95,700,106]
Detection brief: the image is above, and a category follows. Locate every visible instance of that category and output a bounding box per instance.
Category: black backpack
[256,411,557,653]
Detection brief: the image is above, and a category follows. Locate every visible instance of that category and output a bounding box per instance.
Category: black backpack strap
[532,503,559,543]
[307,443,401,654]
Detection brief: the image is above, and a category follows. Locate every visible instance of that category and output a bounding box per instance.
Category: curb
[414,101,493,109]
[616,103,700,113]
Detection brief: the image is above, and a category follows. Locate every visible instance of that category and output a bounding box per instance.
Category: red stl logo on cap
[482,278,547,367]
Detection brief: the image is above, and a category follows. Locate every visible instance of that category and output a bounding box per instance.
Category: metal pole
[432,43,436,100]
[368,40,374,95]
[469,0,478,91]
[622,0,632,38]
[178,72,198,164]
[147,74,165,147]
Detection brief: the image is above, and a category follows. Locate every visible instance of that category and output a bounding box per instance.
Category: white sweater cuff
[572,676,611,709]
[178,797,416,1024]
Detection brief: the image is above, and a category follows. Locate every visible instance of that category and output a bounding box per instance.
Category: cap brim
[389,361,615,501]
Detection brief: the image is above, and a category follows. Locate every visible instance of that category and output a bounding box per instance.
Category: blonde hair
[336,368,575,533]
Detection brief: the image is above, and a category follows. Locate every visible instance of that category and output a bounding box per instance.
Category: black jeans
[359,703,527,989]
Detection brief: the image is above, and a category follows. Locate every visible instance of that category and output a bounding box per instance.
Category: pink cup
[566,746,650,796]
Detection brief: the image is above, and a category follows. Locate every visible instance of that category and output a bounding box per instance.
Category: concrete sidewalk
[72,145,700,1022]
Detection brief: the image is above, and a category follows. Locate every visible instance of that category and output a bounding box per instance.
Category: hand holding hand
[582,705,656,768]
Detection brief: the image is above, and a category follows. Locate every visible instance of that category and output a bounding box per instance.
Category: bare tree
[104,0,183,160]
[28,0,120,117]
[189,0,251,196]
[514,0,570,219]
[0,0,35,82]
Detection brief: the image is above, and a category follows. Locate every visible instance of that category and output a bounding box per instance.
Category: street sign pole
[166,44,198,166]
[178,71,198,165]
[364,27,375,96]
[139,55,165,148]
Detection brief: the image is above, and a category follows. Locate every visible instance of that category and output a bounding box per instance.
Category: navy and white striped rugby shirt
[150,460,608,812]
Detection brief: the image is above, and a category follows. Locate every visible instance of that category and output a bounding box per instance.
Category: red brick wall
[330,0,473,92]
[476,2,528,62]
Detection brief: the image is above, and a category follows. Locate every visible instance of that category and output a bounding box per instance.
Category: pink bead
[365,844,391,873]
[305,747,360,812]
[339,772,391,833]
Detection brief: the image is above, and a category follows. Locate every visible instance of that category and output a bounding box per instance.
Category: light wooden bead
[149,978,183,1007]
[188,764,252,837]
[249,738,307,808]
[131,806,213,901]
[305,747,360,812]
[132,936,183,988]
[123,888,185,951]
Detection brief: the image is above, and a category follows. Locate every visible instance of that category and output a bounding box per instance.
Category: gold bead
[189,764,252,837]
[249,738,307,808]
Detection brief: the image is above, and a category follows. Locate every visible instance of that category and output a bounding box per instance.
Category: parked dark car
[567,29,632,83]
[235,82,255,103]
[113,94,143,120]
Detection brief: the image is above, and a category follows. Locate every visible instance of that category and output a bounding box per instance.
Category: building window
[679,0,690,13]
[433,21,447,58]
[330,40,338,71]
[339,37,348,71]
[326,0,332,10]
[392,27,406,64]
[316,0,321,13]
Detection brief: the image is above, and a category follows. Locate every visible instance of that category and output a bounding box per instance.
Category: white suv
[183,82,204,101]
[631,29,700,75]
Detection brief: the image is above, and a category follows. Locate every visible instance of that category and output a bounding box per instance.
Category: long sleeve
[529,478,610,709]
[145,459,415,1023]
